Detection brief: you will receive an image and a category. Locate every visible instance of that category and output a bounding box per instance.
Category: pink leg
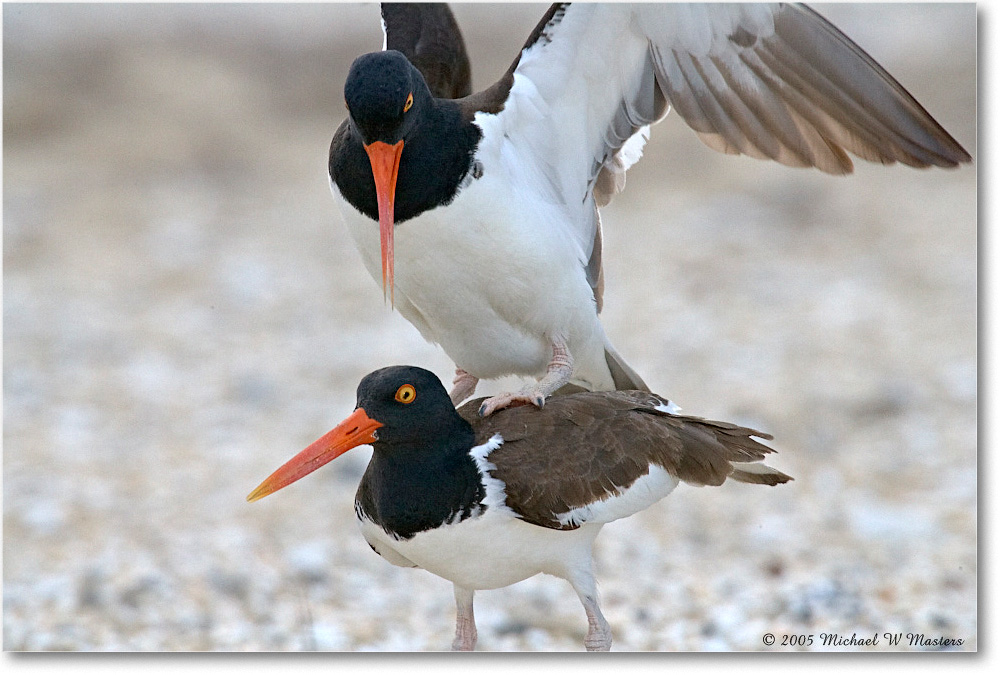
[567,568,612,651]
[581,598,612,651]
[451,585,478,651]
[479,336,574,417]
[450,368,479,405]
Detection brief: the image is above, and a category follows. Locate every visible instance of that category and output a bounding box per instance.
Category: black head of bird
[351,365,473,449]
[343,51,435,304]
[246,366,472,501]
[345,50,430,146]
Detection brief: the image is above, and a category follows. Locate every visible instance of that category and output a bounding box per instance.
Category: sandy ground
[3,3,977,652]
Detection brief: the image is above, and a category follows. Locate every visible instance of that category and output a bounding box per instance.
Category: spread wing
[459,391,791,530]
[380,3,472,99]
[463,3,970,306]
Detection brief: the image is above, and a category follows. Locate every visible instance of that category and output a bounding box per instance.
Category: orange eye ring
[395,384,416,404]
[403,92,413,113]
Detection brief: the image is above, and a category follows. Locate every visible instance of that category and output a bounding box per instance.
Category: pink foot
[477,391,545,417]
[478,336,574,417]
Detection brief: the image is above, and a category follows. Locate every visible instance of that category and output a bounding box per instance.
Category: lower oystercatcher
[248,365,792,650]
[329,4,971,415]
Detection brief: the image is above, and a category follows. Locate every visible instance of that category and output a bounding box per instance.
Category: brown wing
[652,3,972,172]
[457,391,791,530]
[381,3,472,99]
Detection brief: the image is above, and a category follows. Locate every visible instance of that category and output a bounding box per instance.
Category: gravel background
[3,3,977,652]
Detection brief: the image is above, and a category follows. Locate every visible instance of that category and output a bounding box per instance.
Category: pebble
[2,3,976,653]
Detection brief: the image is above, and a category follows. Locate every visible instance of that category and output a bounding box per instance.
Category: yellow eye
[403,92,413,113]
[395,384,416,404]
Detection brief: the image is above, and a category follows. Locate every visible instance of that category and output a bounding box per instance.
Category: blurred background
[3,3,976,651]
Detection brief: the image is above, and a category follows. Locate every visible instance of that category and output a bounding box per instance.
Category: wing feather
[470,3,969,261]
[653,3,971,171]
[380,3,472,99]
[458,391,791,530]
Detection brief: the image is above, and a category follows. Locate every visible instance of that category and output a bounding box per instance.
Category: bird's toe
[478,392,544,417]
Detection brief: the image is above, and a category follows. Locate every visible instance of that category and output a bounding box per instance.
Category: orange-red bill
[363,139,405,306]
[246,407,383,502]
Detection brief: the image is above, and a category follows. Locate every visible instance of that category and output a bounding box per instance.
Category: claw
[477,336,574,416]
[478,391,545,417]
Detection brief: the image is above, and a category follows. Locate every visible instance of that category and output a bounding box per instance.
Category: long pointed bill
[363,139,405,307]
[246,408,383,502]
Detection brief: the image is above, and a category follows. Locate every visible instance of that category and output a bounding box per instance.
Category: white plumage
[332,3,967,413]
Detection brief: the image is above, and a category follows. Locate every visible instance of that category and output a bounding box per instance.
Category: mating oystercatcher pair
[249,365,791,651]
[250,3,969,650]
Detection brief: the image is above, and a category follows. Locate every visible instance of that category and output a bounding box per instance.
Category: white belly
[359,509,602,590]
[330,173,614,387]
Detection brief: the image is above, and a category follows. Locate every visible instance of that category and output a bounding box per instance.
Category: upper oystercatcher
[328,4,971,416]
[247,365,792,650]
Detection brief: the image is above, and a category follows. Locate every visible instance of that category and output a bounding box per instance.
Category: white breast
[358,506,602,590]
[354,434,601,590]
[330,161,614,387]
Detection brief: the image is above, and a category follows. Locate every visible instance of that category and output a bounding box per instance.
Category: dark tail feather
[730,461,794,486]
[605,345,650,392]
